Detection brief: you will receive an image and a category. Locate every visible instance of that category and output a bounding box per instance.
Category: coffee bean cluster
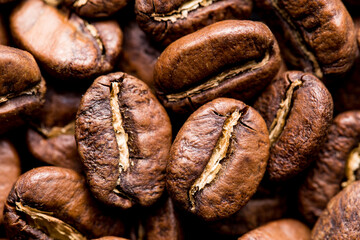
[0,0,360,239]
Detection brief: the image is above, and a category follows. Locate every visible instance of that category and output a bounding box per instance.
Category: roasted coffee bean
[0,139,21,224]
[130,196,183,240]
[26,86,83,172]
[118,20,162,90]
[237,219,311,240]
[61,0,129,18]
[135,0,252,46]
[10,0,123,80]
[76,72,172,209]
[3,166,127,239]
[255,0,358,79]
[254,71,333,181]
[0,45,46,134]
[329,18,360,113]
[167,98,269,221]
[298,111,360,225]
[154,20,281,114]
[311,180,360,239]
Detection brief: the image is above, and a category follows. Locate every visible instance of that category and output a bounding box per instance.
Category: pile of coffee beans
[0,0,360,239]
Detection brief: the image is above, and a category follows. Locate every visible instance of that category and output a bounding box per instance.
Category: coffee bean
[154,20,281,114]
[311,180,360,239]
[237,219,311,240]
[255,0,358,79]
[26,85,83,172]
[10,0,123,80]
[2,0,360,238]
[0,139,21,225]
[3,166,127,239]
[298,111,360,225]
[254,71,333,181]
[0,45,46,134]
[76,72,172,209]
[329,18,360,114]
[135,0,252,46]
[167,98,269,221]
[61,0,129,18]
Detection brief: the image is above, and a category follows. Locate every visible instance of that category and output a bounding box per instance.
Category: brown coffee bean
[76,72,172,209]
[0,45,46,134]
[26,86,83,172]
[254,71,333,181]
[61,0,129,18]
[118,20,162,90]
[10,0,123,80]
[3,166,127,239]
[154,20,281,114]
[255,0,358,79]
[311,180,360,239]
[238,219,311,240]
[0,139,21,224]
[135,0,252,46]
[3,166,127,238]
[329,18,360,113]
[167,98,269,221]
[298,111,360,225]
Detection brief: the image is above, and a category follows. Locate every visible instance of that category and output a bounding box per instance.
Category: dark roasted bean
[76,72,172,209]
[3,167,127,239]
[167,98,269,220]
[135,0,252,46]
[254,71,333,181]
[154,20,281,114]
[10,0,123,80]
[0,45,46,134]
[255,0,358,79]
[298,111,360,225]
[311,180,360,239]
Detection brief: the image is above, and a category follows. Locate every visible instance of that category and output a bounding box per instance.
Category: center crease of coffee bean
[165,51,270,102]
[110,82,132,189]
[0,81,42,104]
[15,202,86,240]
[188,109,242,211]
[84,21,104,56]
[270,0,323,78]
[35,121,75,138]
[151,0,215,23]
[342,143,360,188]
[269,78,302,147]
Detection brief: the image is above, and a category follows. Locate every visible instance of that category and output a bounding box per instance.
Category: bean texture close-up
[0,0,360,239]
